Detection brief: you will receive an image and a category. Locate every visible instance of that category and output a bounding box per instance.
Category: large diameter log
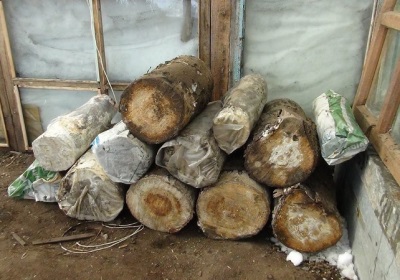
[57,150,124,222]
[213,74,268,154]
[272,165,342,253]
[244,99,319,188]
[196,171,271,239]
[155,101,226,188]
[32,95,117,171]
[126,168,196,233]
[119,55,213,144]
[92,121,155,184]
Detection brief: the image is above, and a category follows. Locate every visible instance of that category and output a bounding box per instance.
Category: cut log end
[197,171,270,240]
[272,189,342,253]
[126,172,195,233]
[120,80,183,144]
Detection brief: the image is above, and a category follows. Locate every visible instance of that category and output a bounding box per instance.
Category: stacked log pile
[31,55,343,253]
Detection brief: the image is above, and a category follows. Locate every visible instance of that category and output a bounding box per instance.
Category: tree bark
[155,101,226,188]
[32,95,117,171]
[119,55,213,144]
[244,99,319,188]
[196,170,271,240]
[57,150,125,222]
[126,168,196,233]
[92,121,155,184]
[213,74,268,154]
[271,164,342,253]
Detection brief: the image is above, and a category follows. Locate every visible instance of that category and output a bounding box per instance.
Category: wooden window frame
[0,0,242,152]
[353,0,400,185]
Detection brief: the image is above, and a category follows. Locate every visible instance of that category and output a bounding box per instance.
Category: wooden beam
[376,57,400,133]
[0,2,27,151]
[199,0,211,69]
[92,0,108,95]
[210,0,232,101]
[13,78,100,91]
[353,0,397,109]
[229,0,245,88]
[381,11,400,30]
[354,105,400,186]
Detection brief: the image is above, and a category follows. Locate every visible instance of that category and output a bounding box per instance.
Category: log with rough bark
[92,121,155,184]
[244,99,319,188]
[32,95,117,171]
[119,55,213,144]
[155,101,226,188]
[213,74,268,154]
[196,170,271,239]
[57,150,125,222]
[126,168,196,233]
[272,165,342,253]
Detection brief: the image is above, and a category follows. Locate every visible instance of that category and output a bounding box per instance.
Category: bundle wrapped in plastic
[313,90,369,165]
[8,160,61,202]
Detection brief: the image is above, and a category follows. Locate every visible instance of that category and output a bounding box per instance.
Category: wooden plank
[0,2,27,151]
[229,0,245,88]
[376,57,400,133]
[109,82,130,91]
[353,0,397,109]
[199,0,211,68]
[381,11,400,30]
[13,78,99,91]
[353,105,378,137]
[32,233,96,245]
[92,0,108,95]
[11,232,27,246]
[210,0,231,101]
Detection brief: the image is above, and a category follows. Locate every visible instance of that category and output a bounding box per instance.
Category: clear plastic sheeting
[156,101,225,188]
[101,0,199,82]
[392,107,400,144]
[244,0,373,117]
[92,121,155,185]
[3,0,97,80]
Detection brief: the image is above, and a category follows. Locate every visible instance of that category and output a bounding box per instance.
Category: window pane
[3,0,97,80]
[19,89,96,145]
[101,0,198,82]
[391,107,400,144]
[366,29,400,116]
[243,0,373,116]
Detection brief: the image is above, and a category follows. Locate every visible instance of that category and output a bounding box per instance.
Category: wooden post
[199,0,211,69]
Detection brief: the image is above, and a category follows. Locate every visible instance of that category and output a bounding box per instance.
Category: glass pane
[243,0,373,116]
[366,29,400,116]
[19,89,96,145]
[101,0,199,82]
[391,107,400,144]
[3,0,97,80]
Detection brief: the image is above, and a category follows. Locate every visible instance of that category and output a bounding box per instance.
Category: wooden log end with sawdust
[196,170,271,240]
[272,164,342,253]
[119,55,213,144]
[126,168,196,233]
[244,98,320,188]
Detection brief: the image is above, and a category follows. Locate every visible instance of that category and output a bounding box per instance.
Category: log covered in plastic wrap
[196,170,271,239]
[92,121,155,184]
[32,95,117,171]
[155,101,225,188]
[57,150,125,222]
[271,164,342,253]
[244,99,319,188]
[126,168,196,233]
[119,55,213,144]
[213,74,268,154]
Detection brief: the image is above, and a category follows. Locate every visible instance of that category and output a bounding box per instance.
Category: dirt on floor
[0,151,343,280]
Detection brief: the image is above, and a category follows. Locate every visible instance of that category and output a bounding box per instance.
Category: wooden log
[92,121,155,184]
[244,99,319,188]
[271,165,342,253]
[32,95,117,171]
[119,55,213,144]
[196,170,271,240]
[155,101,226,188]
[57,150,125,222]
[126,168,196,233]
[213,74,268,154]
